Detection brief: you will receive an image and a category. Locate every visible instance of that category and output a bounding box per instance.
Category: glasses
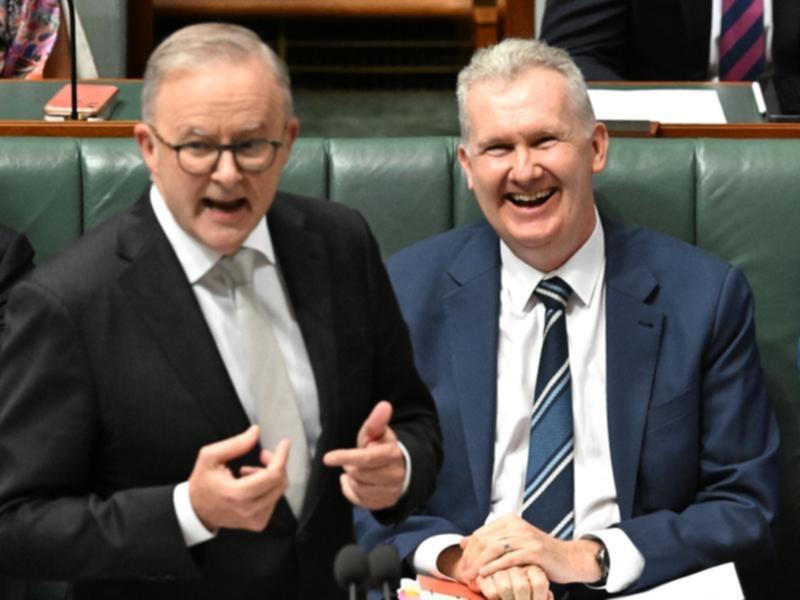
[148,125,284,175]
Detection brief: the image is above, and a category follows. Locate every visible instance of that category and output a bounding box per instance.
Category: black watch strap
[592,541,610,586]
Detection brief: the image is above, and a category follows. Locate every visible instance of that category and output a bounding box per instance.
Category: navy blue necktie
[521,277,574,540]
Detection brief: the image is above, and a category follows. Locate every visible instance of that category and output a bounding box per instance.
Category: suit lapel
[268,194,335,523]
[116,194,251,440]
[602,217,663,520]
[442,223,501,517]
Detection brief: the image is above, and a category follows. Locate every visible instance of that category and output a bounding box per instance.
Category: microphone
[334,544,370,600]
[368,545,401,600]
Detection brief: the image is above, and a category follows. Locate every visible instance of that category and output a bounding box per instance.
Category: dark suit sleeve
[618,267,779,591]
[355,215,443,525]
[540,0,630,81]
[0,229,34,334]
[0,279,200,580]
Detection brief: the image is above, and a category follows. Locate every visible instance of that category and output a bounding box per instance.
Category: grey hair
[141,23,293,123]
[456,38,595,143]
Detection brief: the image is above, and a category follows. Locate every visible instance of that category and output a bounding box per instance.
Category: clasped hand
[456,514,602,593]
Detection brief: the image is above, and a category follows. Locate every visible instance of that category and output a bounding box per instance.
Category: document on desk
[588,89,727,124]
[617,562,743,600]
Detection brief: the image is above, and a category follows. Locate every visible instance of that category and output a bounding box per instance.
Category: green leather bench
[1,136,799,596]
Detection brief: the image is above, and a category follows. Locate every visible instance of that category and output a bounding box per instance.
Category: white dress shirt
[414,211,644,593]
[709,0,774,80]
[149,187,321,546]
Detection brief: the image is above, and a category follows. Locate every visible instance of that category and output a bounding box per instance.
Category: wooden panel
[0,120,136,137]
[154,0,473,18]
[501,0,534,38]
[127,0,154,77]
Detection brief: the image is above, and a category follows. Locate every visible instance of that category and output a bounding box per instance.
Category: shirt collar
[149,185,276,285]
[500,207,605,313]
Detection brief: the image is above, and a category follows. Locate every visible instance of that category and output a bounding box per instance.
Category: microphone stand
[65,0,78,120]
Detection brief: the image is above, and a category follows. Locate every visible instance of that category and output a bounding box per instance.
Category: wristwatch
[593,541,610,587]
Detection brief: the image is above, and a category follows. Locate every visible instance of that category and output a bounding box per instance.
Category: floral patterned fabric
[1,0,60,79]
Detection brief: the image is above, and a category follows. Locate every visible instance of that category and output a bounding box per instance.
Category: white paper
[588,89,727,124]
[616,562,743,600]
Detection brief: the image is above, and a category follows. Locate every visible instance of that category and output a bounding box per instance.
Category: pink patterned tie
[719,0,765,81]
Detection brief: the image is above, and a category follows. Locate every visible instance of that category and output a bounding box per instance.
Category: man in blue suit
[356,39,779,599]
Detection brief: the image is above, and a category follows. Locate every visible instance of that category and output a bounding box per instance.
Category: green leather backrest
[0,138,82,264]
[596,138,697,243]
[81,138,150,230]
[327,138,457,257]
[695,140,800,564]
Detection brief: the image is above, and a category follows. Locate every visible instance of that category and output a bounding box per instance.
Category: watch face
[596,544,610,581]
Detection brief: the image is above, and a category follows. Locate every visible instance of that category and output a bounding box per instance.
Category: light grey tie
[219,248,310,516]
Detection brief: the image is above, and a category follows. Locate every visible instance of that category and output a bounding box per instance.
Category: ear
[275,117,300,169]
[590,122,609,175]
[284,116,300,149]
[134,123,159,177]
[457,144,475,189]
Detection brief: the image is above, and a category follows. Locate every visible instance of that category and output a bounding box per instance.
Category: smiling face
[134,57,298,256]
[458,66,608,272]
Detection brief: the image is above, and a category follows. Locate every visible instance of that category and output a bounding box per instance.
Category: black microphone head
[368,545,402,587]
[333,544,370,590]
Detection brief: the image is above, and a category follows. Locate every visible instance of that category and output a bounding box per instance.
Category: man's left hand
[323,400,406,510]
[459,514,602,585]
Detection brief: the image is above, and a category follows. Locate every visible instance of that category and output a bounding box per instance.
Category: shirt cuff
[173,481,216,547]
[398,440,412,496]
[583,528,645,593]
[412,534,465,579]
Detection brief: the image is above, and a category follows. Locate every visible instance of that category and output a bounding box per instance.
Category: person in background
[0,23,441,599]
[540,0,800,81]
[0,223,33,600]
[0,224,33,334]
[356,38,779,600]
[1,0,96,78]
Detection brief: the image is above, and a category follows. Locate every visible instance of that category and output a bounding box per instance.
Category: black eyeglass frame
[147,125,285,174]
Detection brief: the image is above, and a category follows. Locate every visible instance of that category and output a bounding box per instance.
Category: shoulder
[609,218,734,277]
[387,221,491,283]
[0,226,34,275]
[605,217,751,311]
[272,192,368,235]
[24,201,146,305]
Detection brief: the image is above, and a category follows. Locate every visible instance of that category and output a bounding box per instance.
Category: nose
[508,147,543,185]
[210,148,243,187]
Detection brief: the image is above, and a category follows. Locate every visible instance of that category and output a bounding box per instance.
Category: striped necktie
[719,0,765,81]
[521,277,574,540]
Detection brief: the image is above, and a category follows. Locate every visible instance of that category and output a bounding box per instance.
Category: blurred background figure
[540,0,800,81]
[1,0,96,78]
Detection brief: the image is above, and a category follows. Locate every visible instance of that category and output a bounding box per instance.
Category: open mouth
[506,188,556,208]
[202,197,248,213]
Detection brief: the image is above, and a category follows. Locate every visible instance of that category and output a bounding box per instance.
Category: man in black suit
[0,23,441,599]
[541,0,800,81]
[0,225,34,335]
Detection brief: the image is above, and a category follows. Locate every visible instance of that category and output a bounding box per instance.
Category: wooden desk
[2,80,800,138]
[0,80,141,138]
[595,81,800,138]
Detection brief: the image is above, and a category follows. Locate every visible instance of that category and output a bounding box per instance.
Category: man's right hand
[188,425,290,532]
